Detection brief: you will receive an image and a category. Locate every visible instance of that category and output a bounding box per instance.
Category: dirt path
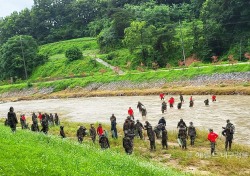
[95,58,125,75]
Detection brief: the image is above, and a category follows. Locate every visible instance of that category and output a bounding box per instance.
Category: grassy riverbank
[0,124,184,176]
[1,119,249,176]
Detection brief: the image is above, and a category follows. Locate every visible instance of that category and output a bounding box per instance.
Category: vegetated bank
[0,124,185,176]
[0,64,250,102]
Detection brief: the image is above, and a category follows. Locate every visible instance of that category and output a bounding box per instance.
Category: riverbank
[1,119,249,176]
[0,71,250,102]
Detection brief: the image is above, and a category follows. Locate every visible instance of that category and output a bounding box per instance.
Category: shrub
[65,47,82,61]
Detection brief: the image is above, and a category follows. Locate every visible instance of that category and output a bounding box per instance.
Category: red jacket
[21,115,26,121]
[160,93,164,99]
[212,95,216,101]
[128,109,134,116]
[207,132,218,142]
[38,114,42,120]
[97,126,104,136]
[168,98,174,104]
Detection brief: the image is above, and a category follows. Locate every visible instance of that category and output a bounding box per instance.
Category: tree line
[0,0,249,80]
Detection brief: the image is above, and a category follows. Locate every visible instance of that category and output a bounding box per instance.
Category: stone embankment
[0,72,249,100]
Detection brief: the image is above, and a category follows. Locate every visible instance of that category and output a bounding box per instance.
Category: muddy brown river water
[0,95,249,145]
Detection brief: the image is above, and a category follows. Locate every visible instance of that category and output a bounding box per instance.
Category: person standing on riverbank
[77,126,86,143]
[207,129,218,155]
[89,124,96,143]
[7,107,18,132]
[97,124,104,136]
[99,134,110,149]
[54,113,59,126]
[188,122,196,146]
[60,126,66,138]
[41,114,48,134]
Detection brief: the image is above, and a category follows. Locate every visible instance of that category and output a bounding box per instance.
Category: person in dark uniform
[161,101,167,113]
[162,127,168,149]
[222,122,234,151]
[177,119,187,129]
[41,114,49,134]
[135,120,144,139]
[178,124,187,149]
[54,113,60,126]
[158,117,166,126]
[177,102,182,109]
[76,126,86,143]
[188,122,196,146]
[89,124,96,143]
[99,135,110,149]
[180,94,184,103]
[123,134,133,154]
[145,122,156,151]
[204,99,209,106]
[7,107,18,132]
[32,112,37,124]
[60,126,66,138]
[31,120,39,132]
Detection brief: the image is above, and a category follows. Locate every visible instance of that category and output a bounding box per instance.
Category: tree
[65,47,83,61]
[123,21,156,63]
[0,35,46,80]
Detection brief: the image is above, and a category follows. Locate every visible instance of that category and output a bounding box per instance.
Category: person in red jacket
[38,112,42,124]
[128,107,134,119]
[159,93,165,100]
[212,95,216,102]
[97,124,104,137]
[207,129,218,155]
[168,97,174,108]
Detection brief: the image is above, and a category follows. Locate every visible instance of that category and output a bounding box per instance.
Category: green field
[0,125,185,176]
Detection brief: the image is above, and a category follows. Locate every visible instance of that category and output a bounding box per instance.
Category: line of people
[5,96,234,156]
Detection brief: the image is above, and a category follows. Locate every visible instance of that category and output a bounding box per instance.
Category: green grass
[30,54,111,81]
[0,125,185,176]
[39,37,98,56]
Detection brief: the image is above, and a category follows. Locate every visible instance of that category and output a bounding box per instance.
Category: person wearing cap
[97,124,104,136]
[207,129,218,155]
[188,122,196,146]
[89,124,96,143]
[77,126,86,143]
[60,126,66,138]
[7,107,18,132]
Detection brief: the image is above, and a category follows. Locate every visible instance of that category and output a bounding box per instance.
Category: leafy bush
[65,47,83,61]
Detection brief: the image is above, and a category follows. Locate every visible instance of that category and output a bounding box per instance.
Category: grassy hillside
[39,37,98,56]
[0,125,184,176]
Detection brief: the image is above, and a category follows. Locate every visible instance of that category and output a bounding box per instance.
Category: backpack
[227,123,235,134]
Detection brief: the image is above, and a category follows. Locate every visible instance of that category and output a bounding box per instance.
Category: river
[0,95,249,145]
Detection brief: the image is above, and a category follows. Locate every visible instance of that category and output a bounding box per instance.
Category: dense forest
[0,0,250,80]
